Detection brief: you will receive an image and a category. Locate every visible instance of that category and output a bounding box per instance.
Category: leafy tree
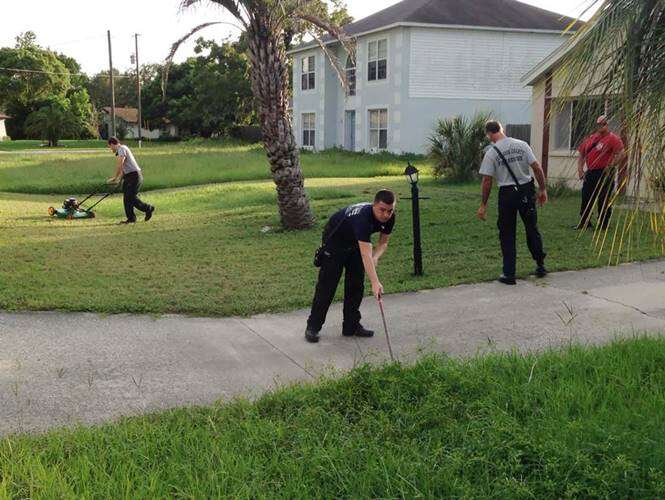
[24,96,80,146]
[428,113,491,182]
[0,32,94,140]
[555,0,665,249]
[169,0,353,229]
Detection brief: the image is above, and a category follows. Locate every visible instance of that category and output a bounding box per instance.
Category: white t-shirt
[117,145,141,175]
[479,137,536,187]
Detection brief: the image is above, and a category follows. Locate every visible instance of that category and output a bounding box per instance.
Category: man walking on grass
[305,190,396,343]
[107,137,155,225]
[575,115,625,230]
[477,120,548,285]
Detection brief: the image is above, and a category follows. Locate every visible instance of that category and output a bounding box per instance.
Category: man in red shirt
[576,115,625,230]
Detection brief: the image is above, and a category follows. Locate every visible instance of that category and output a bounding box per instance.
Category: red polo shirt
[578,132,624,170]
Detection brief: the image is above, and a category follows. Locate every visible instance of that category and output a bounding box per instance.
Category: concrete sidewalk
[1,260,664,436]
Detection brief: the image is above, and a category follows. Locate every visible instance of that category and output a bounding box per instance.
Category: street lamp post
[404,162,424,276]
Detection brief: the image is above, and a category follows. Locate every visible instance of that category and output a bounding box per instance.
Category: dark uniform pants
[580,168,614,229]
[497,181,546,277]
[307,246,365,334]
[122,171,150,222]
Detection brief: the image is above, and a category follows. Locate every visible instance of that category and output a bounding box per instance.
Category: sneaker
[535,264,548,278]
[145,205,155,222]
[498,274,517,285]
[118,219,135,225]
[342,324,375,338]
[305,327,320,343]
[573,222,594,230]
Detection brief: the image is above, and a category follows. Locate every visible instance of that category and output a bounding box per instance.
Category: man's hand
[106,177,119,185]
[477,203,487,221]
[371,280,384,300]
[538,189,548,207]
[578,169,585,181]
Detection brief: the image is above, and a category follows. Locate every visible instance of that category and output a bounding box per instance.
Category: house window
[369,109,388,150]
[301,56,315,91]
[551,98,609,151]
[302,113,316,148]
[367,39,387,82]
[345,55,356,96]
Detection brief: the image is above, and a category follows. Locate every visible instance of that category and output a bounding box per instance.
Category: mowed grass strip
[0,176,661,316]
[0,141,419,194]
[2,337,665,498]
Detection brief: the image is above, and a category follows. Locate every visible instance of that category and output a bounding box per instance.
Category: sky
[1,0,598,75]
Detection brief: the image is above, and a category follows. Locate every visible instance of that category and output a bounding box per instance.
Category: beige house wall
[0,119,8,140]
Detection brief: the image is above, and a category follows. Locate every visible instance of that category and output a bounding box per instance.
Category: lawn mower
[48,183,118,220]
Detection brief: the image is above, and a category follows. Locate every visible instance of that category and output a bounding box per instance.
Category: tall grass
[2,337,665,498]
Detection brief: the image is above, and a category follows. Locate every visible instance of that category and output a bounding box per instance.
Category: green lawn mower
[48,184,117,220]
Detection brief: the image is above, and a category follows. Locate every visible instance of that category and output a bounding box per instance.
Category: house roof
[289,0,580,54]
[102,107,138,124]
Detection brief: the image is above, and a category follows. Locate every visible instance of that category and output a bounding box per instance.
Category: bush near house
[428,113,491,182]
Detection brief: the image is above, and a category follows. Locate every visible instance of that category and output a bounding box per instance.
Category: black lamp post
[404,162,424,276]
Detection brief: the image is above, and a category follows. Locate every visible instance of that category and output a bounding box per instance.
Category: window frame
[301,55,316,91]
[368,108,388,151]
[301,112,316,149]
[345,55,356,96]
[367,38,388,83]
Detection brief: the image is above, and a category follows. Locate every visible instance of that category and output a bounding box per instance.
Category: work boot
[498,274,517,285]
[535,263,548,278]
[145,205,155,222]
[343,324,374,338]
[305,327,320,343]
[118,219,135,225]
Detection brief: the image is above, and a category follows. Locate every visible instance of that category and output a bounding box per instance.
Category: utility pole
[134,33,143,148]
[107,30,116,138]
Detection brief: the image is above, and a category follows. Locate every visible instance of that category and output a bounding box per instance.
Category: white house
[0,112,9,141]
[101,107,178,140]
[288,0,578,155]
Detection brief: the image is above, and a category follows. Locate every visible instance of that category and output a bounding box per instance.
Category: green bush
[428,113,491,182]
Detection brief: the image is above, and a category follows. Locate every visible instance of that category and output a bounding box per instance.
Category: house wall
[291,26,568,155]
[0,119,8,140]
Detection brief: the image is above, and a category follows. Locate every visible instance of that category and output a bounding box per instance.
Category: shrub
[428,113,491,182]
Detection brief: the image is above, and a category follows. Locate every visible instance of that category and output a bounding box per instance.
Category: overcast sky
[1,0,598,75]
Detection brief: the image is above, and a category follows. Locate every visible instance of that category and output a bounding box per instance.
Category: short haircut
[108,137,120,145]
[484,120,503,134]
[374,189,396,205]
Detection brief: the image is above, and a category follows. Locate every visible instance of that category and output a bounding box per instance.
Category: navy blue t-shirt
[325,202,395,248]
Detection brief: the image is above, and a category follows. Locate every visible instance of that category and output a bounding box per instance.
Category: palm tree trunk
[246,17,314,230]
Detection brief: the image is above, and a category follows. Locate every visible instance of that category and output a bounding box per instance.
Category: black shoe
[498,274,517,285]
[145,205,155,222]
[342,324,375,338]
[118,219,135,225]
[535,264,548,278]
[305,327,320,343]
[573,222,594,230]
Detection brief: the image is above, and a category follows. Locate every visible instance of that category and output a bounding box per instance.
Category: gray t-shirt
[479,137,536,187]
[117,145,141,175]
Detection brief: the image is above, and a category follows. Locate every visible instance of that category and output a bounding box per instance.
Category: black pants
[497,181,546,277]
[307,245,365,334]
[122,172,150,222]
[580,168,614,229]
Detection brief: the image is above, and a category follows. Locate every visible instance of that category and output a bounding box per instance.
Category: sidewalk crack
[584,292,657,319]
[234,319,315,379]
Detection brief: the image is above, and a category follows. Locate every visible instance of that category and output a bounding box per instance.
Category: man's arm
[577,155,586,180]
[358,241,383,299]
[108,156,124,183]
[372,233,390,267]
[530,161,548,206]
[477,175,493,221]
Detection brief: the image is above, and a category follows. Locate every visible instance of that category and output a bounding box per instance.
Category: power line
[0,66,135,79]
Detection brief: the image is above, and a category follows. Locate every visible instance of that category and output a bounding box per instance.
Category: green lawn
[2,337,665,498]
[0,138,170,151]
[0,142,418,194]
[0,172,661,316]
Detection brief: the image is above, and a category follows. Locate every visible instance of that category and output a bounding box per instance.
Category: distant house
[288,0,578,155]
[0,112,10,141]
[101,107,178,140]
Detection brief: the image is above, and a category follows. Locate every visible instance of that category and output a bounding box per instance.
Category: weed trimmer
[377,297,395,362]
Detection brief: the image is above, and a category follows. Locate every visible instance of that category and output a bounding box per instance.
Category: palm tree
[168,0,352,230]
[24,97,79,147]
[554,0,665,251]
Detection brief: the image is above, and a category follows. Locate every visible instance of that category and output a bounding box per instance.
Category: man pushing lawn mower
[107,137,155,225]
